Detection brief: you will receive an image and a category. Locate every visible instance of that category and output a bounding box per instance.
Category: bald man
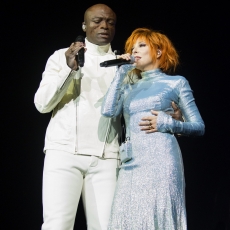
[35,4,120,230]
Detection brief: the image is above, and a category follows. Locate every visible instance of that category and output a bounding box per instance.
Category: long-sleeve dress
[101,65,205,230]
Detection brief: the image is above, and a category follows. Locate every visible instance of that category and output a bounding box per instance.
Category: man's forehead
[85,6,116,21]
[91,14,116,20]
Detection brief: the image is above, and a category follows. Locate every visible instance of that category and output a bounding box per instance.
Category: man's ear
[82,23,86,31]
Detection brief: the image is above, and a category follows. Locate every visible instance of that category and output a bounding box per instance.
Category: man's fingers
[68,42,84,54]
[171,101,178,111]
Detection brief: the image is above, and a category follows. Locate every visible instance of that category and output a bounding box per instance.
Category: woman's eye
[140,44,146,47]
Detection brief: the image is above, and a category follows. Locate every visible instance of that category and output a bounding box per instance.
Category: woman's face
[132,38,158,71]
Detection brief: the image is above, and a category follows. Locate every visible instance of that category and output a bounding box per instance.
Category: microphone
[75,35,85,67]
[100,56,135,67]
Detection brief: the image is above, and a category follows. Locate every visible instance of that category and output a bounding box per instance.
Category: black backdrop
[1,0,229,229]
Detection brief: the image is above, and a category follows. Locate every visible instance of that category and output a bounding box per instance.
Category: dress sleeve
[34,50,81,113]
[157,77,205,136]
[101,64,134,117]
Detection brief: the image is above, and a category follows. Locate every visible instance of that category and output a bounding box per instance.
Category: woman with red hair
[102,28,205,229]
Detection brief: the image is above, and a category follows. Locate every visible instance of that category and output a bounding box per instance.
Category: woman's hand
[139,102,183,133]
[118,53,132,61]
[139,110,159,133]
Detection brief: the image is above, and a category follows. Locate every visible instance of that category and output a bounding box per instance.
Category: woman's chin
[134,65,143,71]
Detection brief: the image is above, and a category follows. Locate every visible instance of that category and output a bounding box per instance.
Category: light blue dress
[101,65,205,230]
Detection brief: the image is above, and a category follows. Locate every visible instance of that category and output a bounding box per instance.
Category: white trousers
[42,150,118,230]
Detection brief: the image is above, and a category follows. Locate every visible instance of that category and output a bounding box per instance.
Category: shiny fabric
[101,65,205,230]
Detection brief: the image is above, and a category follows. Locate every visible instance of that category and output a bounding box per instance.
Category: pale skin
[119,39,182,133]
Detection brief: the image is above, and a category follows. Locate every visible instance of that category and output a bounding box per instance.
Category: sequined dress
[101,65,205,230]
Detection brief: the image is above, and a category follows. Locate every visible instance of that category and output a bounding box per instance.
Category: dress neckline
[140,68,163,80]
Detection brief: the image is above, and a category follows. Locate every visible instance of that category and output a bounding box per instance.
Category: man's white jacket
[34,39,121,158]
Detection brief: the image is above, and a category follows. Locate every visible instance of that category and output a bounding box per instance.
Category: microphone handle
[100,59,130,67]
[78,48,84,67]
[75,35,85,67]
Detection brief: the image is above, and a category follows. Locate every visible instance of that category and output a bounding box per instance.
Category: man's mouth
[99,33,109,38]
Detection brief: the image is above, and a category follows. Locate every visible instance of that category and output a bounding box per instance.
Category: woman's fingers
[119,53,131,60]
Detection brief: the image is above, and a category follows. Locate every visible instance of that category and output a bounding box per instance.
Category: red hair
[125,28,179,74]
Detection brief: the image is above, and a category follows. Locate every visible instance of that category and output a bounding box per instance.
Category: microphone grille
[130,56,135,64]
[114,50,120,55]
[75,35,85,42]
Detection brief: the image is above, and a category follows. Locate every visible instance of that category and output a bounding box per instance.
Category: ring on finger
[149,125,153,129]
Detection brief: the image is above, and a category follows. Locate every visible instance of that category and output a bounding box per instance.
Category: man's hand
[65,42,86,70]
[170,101,183,121]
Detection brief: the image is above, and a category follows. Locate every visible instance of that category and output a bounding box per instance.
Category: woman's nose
[132,48,137,54]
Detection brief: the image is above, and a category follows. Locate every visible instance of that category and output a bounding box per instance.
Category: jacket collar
[85,38,113,56]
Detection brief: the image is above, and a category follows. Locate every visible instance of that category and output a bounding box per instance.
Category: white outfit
[35,39,121,157]
[34,39,121,230]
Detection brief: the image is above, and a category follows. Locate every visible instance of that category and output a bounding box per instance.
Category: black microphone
[75,35,85,67]
[100,56,135,67]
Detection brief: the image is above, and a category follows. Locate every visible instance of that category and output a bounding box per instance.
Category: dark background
[1,0,229,229]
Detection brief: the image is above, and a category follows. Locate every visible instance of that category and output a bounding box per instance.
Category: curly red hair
[125,28,179,73]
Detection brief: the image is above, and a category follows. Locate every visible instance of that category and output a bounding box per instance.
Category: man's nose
[100,20,108,29]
